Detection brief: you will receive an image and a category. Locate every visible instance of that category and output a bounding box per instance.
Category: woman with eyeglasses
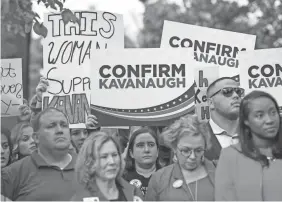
[145,114,215,201]
[215,90,282,201]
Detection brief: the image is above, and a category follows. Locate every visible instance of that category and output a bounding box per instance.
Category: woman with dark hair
[1,128,13,168]
[123,127,161,196]
[215,90,282,201]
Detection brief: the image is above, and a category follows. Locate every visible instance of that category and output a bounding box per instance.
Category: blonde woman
[71,131,143,201]
[10,122,36,160]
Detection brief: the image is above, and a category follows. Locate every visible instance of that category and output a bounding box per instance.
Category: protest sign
[1,58,23,117]
[90,48,196,126]
[194,66,240,121]
[41,11,124,127]
[42,11,124,72]
[239,48,282,110]
[161,21,256,68]
[42,66,91,128]
[161,21,256,120]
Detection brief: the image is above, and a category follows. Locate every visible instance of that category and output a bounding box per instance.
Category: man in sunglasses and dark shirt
[205,77,245,165]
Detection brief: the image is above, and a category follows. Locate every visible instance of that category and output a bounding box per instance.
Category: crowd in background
[1,76,282,201]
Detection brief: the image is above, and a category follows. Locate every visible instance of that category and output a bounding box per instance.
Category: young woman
[123,127,161,196]
[1,128,13,168]
[71,131,143,201]
[215,90,282,201]
[145,115,215,201]
[10,122,37,160]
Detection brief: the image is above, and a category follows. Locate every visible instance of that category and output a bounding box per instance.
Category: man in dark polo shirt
[205,77,244,164]
[1,108,76,201]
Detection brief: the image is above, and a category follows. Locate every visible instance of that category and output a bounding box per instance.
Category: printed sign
[90,48,196,126]
[1,59,23,117]
[161,21,256,120]
[239,48,282,110]
[42,66,91,128]
[161,21,256,68]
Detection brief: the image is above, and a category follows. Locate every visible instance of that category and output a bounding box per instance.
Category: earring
[201,155,205,163]
[173,153,178,162]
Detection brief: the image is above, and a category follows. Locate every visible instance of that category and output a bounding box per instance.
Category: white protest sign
[161,21,256,120]
[42,11,124,74]
[90,48,196,126]
[43,66,91,128]
[41,11,124,126]
[239,48,282,110]
[161,21,256,68]
[1,59,23,117]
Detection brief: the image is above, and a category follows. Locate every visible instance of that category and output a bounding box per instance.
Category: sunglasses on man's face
[210,87,245,98]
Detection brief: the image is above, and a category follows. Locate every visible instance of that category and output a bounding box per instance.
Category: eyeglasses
[209,87,245,98]
[177,147,205,158]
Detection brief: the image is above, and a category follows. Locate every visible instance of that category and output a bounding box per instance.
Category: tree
[1,0,79,38]
[1,0,80,99]
[139,0,282,49]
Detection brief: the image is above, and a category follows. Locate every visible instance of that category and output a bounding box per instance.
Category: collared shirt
[209,118,239,148]
[1,151,76,201]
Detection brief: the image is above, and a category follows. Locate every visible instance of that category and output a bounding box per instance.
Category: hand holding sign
[18,99,32,122]
[36,77,49,101]
[86,114,99,129]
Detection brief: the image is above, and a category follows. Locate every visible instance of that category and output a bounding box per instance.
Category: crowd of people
[1,76,282,201]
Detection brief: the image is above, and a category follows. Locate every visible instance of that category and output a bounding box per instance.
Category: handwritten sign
[239,48,282,110]
[41,11,124,127]
[90,48,196,126]
[42,11,124,72]
[1,59,23,117]
[42,66,91,128]
[161,21,256,120]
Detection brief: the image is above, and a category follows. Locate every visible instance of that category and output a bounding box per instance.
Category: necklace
[266,156,276,161]
[187,180,197,201]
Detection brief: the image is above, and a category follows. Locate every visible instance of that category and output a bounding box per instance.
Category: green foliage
[1,0,79,38]
[139,0,282,49]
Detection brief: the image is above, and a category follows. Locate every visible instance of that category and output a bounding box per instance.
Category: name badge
[133,196,143,202]
[83,197,99,202]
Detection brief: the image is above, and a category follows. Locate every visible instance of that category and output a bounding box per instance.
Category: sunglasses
[209,87,245,98]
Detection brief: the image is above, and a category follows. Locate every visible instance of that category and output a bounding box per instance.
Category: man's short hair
[207,77,237,98]
[31,108,68,132]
